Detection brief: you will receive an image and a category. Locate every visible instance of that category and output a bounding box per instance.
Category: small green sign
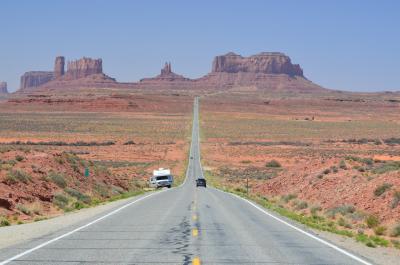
[84,168,90,177]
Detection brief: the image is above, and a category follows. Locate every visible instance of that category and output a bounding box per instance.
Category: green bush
[65,188,91,204]
[15,155,24,162]
[0,217,10,227]
[281,194,297,203]
[326,204,356,217]
[53,193,69,209]
[391,223,400,237]
[323,168,331,175]
[265,160,281,168]
[293,200,308,210]
[339,160,347,169]
[366,215,379,228]
[6,169,32,184]
[16,204,31,215]
[374,183,393,196]
[391,191,400,208]
[374,226,387,236]
[48,171,67,188]
[372,161,400,174]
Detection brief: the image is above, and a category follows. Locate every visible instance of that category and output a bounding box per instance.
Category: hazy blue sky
[1,0,399,92]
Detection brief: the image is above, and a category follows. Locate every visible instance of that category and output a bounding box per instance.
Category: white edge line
[0,190,167,265]
[214,188,374,265]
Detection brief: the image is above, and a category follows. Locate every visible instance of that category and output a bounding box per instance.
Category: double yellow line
[192,194,201,265]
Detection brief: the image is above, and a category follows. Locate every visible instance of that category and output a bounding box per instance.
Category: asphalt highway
[0,97,373,264]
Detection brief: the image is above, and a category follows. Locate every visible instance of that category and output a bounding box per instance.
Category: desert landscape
[201,90,400,248]
[1,50,400,254]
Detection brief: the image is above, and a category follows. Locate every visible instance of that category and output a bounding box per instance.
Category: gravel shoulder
[315,229,400,265]
[0,192,152,249]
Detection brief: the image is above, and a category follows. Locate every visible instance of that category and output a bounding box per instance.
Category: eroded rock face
[66,57,103,79]
[140,62,191,83]
[0,82,8,93]
[54,56,65,78]
[212,52,303,77]
[20,71,54,90]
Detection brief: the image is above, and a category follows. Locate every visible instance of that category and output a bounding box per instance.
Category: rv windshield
[156,176,169,181]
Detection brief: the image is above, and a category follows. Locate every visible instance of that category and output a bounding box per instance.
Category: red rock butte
[17,52,326,92]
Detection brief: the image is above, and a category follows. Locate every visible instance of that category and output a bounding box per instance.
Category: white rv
[150,168,173,188]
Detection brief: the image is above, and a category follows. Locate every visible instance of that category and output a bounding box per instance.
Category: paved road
[0,97,373,264]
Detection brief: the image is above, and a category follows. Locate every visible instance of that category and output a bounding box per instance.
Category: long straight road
[0,97,373,264]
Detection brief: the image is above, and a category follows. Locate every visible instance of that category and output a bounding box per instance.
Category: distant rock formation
[140,62,191,83]
[20,71,54,90]
[194,52,324,92]
[19,56,117,90]
[54,56,65,78]
[65,57,103,79]
[0,82,8,93]
[212,52,303,76]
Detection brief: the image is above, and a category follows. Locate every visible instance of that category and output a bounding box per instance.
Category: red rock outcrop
[54,56,65,78]
[195,52,324,91]
[140,62,191,84]
[20,71,54,90]
[212,52,303,76]
[0,82,8,93]
[65,57,103,79]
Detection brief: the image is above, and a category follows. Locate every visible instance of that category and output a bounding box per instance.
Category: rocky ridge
[0,82,8,93]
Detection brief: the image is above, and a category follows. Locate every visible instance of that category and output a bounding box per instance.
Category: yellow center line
[192,228,198,237]
[192,257,201,265]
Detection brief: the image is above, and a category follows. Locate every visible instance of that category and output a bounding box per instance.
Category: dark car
[196,178,206,187]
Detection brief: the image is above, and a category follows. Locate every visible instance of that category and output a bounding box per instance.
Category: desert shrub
[53,193,69,209]
[331,166,338,173]
[65,188,91,204]
[391,191,400,209]
[94,182,109,198]
[372,161,400,174]
[240,160,252,164]
[391,223,400,237]
[265,160,281,168]
[6,169,31,184]
[15,155,24,162]
[374,183,393,196]
[123,140,135,145]
[0,217,10,227]
[326,204,355,218]
[293,200,308,210]
[363,158,374,166]
[339,160,347,169]
[357,167,366,172]
[281,194,297,203]
[338,218,352,228]
[366,215,379,228]
[317,174,324,179]
[310,205,322,215]
[73,201,86,210]
[17,204,31,215]
[374,226,387,236]
[383,137,400,145]
[323,168,330,175]
[111,185,124,195]
[48,171,67,188]
[391,240,400,249]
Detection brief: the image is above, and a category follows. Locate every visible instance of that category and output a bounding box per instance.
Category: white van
[150,168,173,188]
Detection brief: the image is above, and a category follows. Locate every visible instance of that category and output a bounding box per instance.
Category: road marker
[192,228,199,237]
[192,257,201,265]
[192,214,197,221]
[0,190,168,265]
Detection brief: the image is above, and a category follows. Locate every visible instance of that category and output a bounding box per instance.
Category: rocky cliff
[212,52,303,76]
[0,82,8,93]
[54,56,65,78]
[65,57,103,79]
[20,71,54,90]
